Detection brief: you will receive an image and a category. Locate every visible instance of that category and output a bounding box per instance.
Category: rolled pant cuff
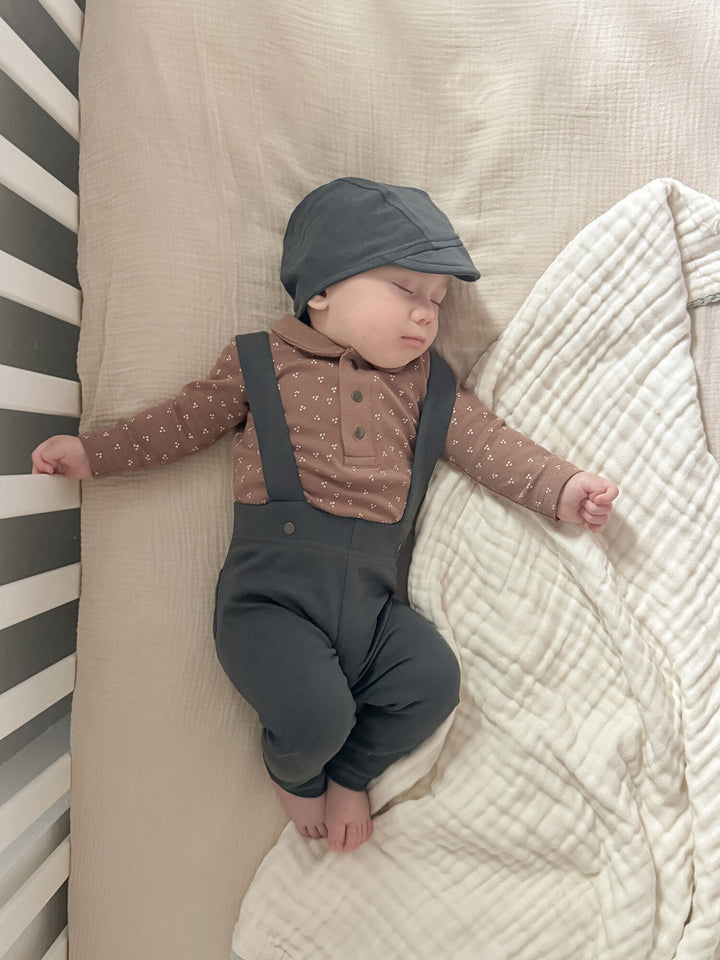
[266,762,327,798]
[324,764,369,793]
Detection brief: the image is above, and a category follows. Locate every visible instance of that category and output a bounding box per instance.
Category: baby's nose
[411,302,435,322]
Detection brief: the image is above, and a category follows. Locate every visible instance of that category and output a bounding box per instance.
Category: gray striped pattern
[0,2,83,956]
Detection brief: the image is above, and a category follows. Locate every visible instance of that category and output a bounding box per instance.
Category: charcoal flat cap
[281,177,480,321]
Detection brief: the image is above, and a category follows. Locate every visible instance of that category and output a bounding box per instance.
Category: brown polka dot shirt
[80,315,579,523]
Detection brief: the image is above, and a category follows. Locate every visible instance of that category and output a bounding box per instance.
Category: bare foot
[272,782,328,839]
[325,779,373,853]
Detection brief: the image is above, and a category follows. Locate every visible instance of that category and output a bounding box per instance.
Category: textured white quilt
[231,180,720,960]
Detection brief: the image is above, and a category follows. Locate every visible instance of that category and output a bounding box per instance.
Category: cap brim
[393,247,480,281]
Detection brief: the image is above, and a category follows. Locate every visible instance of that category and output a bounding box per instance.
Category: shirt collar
[270,313,423,374]
[272,314,348,358]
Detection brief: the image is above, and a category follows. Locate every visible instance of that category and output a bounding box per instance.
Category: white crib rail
[0,841,70,957]
[0,658,77,745]
[0,477,80,522]
[0,756,71,857]
[0,20,78,140]
[0,252,81,326]
[0,2,83,958]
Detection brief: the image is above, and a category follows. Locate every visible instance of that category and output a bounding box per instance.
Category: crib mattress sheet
[70,2,720,958]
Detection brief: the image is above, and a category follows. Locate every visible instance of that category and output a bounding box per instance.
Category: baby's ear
[306,291,328,311]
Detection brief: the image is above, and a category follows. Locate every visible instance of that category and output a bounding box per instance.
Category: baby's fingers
[31,440,58,474]
[590,482,619,506]
[584,499,612,519]
[581,497,616,531]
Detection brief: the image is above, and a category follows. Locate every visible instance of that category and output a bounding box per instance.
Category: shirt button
[351,390,363,403]
[354,426,365,440]
[282,522,295,535]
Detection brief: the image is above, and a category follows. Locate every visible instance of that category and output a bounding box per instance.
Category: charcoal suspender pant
[214,332,461,798]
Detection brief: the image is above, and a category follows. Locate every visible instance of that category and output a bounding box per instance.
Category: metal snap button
[282,522,295,535]
[351,390,363,403]
[353,426,365,440]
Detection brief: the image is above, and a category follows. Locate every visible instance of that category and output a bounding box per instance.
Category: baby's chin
[358,342,431,371]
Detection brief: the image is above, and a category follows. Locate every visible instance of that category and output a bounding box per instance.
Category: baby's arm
[445,387,579,517]
[445,385,618,529]
[555,472,619,532]
[32,435,91,478]
[29,341,248,480]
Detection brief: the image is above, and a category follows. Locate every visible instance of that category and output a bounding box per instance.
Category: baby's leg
[327,600,460,792]
[215,604,356,840]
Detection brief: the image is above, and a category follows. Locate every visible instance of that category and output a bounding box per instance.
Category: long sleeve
[80,342,249,477]
[444,384,579,519]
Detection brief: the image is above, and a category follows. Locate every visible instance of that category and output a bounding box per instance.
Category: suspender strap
[234,332,305,502]
[402,350,456,523]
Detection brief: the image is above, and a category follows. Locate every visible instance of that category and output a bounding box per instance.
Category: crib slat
[0,182,79,288]
[0,836,70,956]
[0,476,80,521]
[36,0,84,50]
[0,565,81,633]
[0,298,79,382]
[0,753,70,855]
[0,72,79,194]
[0,512,81,591]
[0,250,80,326]
[0,656,76,743]
[1,0,78,100]
[42,927,69,960]
[0,134,78,232]
[0,364,80,417]
[0,20,78,140]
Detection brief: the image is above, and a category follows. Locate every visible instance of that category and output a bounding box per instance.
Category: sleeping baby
[31,177,618,853]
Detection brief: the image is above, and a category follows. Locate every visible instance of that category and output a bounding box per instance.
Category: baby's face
[307,265,449,369]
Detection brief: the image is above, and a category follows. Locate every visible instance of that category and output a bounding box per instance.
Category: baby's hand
[556,472,619,532]
[31,435,91,478]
